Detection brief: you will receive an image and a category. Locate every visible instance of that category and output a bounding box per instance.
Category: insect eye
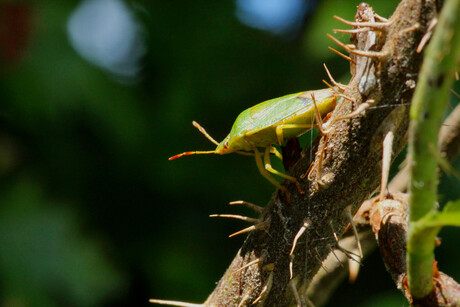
[223,142,228,149]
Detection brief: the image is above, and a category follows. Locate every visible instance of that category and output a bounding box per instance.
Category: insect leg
[307,95,370,185]
[234,148,282,160]
[305,92,330,184]
[275,124,315,145]
[234,150,259,157]
[264,147,304,195]
[270,147,283,160]
[253,147,287,193]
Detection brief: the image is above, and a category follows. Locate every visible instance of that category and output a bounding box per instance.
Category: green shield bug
[169,87,340,200]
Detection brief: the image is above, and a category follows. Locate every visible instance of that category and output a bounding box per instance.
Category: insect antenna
[168,150,217,160]
[168,121,220,160]
[192,121,219,145]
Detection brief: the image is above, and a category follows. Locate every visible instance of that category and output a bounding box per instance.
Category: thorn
[228,200,264,213]
[212,202,268,238]
[229,225,256,237]
[329,222,361,262]
[290,219,311,255]
[328,222,361,261]
[379,131,394,201]
[237,292,251,307]
[327,34,390,58]
[149,299,202,307]
[333,27,371,34]
[252,272,273,304]
[381,211,398,226]
[417,13,436,51]
[231,258,262,275]
[334,102,371,121]
[327,33,354,53]
[329,246,345,268]
[209,214,259,224]
[349,48,390,59]
[329,220,340,242]
[374,13,388,22]
[315,247,329,273]
[348,255,361,283]
[289,279,303,307]
[344,206,363,258]
[333,15,391,31]
[228,220,270,237]
[322,79,336,92]
[323,63,347,91]
[337,93,356,102]
[399,23,421,36]
[328,46,354,63]
[336,244,362,264]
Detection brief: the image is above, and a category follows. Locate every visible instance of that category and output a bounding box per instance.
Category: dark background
[1,0,459,306]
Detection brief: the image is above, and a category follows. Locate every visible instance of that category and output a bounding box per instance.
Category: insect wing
[229,92,311,138]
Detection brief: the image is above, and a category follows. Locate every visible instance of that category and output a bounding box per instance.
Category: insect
[169,88,340,199]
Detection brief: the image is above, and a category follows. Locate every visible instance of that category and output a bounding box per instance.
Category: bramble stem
[407,0,460,299]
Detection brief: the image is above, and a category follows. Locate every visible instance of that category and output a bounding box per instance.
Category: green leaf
[414,198,460,230]
[443,198,460,213]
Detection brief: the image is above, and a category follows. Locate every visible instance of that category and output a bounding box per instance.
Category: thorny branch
[203,1,441,306]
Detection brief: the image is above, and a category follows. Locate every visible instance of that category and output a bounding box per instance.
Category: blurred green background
[1,0,459,306]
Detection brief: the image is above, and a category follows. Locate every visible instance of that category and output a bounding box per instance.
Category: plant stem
[407,0,460,299]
